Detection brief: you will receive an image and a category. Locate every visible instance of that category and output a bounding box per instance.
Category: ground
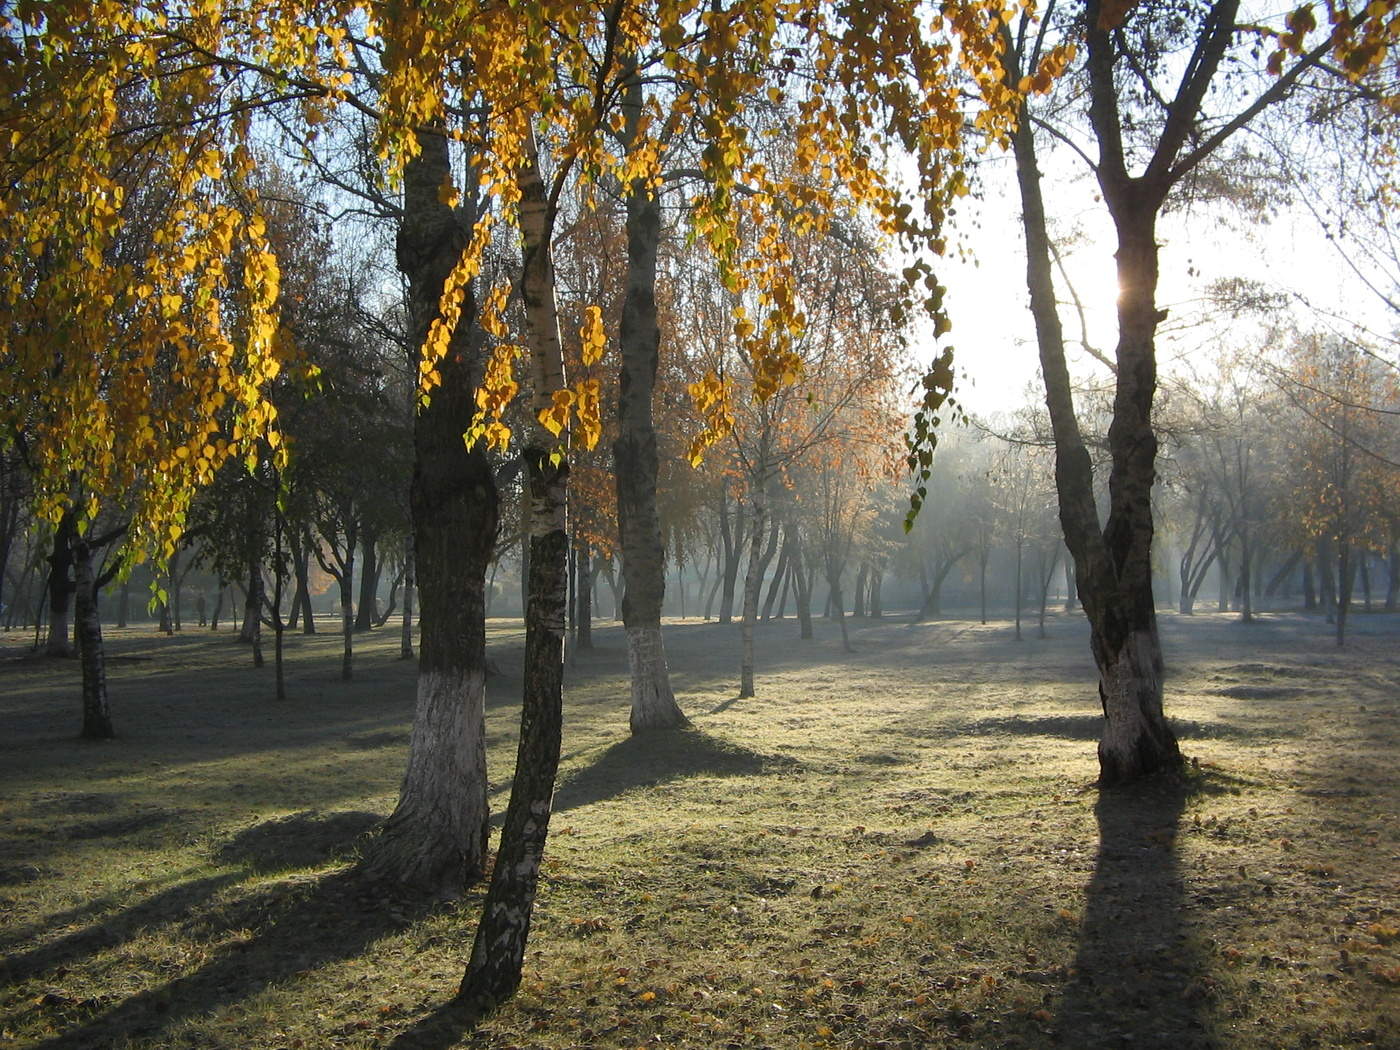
[0,608,1397,1050]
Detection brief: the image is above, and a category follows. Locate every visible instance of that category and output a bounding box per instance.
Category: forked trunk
[74,541,113,739]
[362,127,494,897]
[1010,45,1179,784]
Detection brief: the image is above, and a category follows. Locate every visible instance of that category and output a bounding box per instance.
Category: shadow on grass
[0,872,244,986]
[216,809,382,873]
[957,714,1287,743]
[25,867,441,1050]
[1054,772,1214,1049]
[553,727,795,814]
[383,996,481,1050]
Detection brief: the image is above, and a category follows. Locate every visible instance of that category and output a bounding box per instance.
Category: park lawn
[1,609,1397,1049]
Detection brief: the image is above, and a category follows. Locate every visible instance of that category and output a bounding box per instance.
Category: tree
[1277,332,1398,644]
[613,57,690,732]
[360,131,496,897]
[993,0,1400,783]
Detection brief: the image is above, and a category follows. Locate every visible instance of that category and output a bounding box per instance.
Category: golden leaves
[579,304,606,366]
[686,371,736,466]
[467,342,524,452]
[538,387,574,437]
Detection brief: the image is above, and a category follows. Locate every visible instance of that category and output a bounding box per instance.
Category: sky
[918,145,1398,422]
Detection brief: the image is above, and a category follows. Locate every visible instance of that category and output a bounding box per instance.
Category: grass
[1,608,1398,1049]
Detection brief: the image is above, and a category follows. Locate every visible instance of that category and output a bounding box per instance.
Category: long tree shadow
[552,727,796,814]
[20,812,443,1050]
[1054,773,1216,1049]
[0,872,243,988]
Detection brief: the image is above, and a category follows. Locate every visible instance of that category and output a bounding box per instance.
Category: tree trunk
[401,543,416,660]
[1238,528,1254,623]
[459,124,569,1013]
[788,523,814,640]
[249,570,265,668]
[1317,536,1336,620]
[337,556,354,680]
[852,562,868,618]
[74,541,114,739]
[170,549,184,631]
[575,541,592,650]
[270,522,287,702]
[1038,546,1060,639]
[717,491,743,625]
[1387,529,1398,612]
[566,540,577,654]
[239,559,260,643]
[615,113,687,731]
[869,563,884,618]
[828,567,852,653]
[1014,539,1024,641]
[45,510,76,656]
[1010,44,1178,784]
[290,531,315,634]
[355,528,379,631]
[1263,549,1301,598]
[1336,541,1354,647]
[761,538,789,621]
[117,577,130,628]
[210,581,225,631]
[362,128,494,898]
[979,551,990,625]
[461,452,566,1011]
[739,493,766,697]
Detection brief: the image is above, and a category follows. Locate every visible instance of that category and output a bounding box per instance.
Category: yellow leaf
[579,304,605,365]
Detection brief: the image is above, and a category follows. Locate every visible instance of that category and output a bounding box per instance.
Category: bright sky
[920,150,1396,420]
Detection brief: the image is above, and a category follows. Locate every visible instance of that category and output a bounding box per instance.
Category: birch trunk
[616,88,687,731]
[460,126,569,1012]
